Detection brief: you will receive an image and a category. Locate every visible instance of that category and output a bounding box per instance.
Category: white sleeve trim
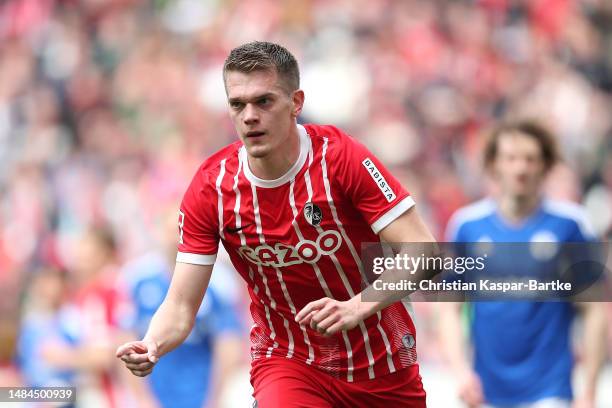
[176,252,217,265]
[371,196,416,234]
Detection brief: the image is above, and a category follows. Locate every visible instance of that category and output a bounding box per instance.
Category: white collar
[240,124,310,188]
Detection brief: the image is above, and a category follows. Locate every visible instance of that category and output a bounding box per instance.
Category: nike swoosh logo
[226,224,252,233]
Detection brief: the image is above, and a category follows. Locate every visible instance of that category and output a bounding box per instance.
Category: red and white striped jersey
[177,124,418,382]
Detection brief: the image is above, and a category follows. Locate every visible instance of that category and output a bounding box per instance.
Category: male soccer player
[439,121,608,408]
[116,41,435,407]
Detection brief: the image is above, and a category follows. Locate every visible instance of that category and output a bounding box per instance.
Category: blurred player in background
[120,210,244,408]
[17,267,74,390]
[439,121,608,408]
[117,41,436,407]
[41,226,132,408]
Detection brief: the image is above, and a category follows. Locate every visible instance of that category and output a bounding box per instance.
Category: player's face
[492,132,547,198]
[225,69,303,158]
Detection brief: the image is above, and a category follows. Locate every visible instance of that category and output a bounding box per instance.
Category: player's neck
[497,193,542,224]
[247,125,301,180]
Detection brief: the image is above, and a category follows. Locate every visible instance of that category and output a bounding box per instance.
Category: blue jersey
[17,312,76,388]
[445,198,595,406]
[121,253,243,408]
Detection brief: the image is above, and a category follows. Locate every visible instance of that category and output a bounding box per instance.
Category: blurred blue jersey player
[121,251,243,408]
[439,121,607,408]
[17,268,75,390]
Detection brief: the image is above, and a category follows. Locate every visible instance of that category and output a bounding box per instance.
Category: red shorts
[250,357,426,408]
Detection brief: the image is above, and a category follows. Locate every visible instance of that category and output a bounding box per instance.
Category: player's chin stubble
[246,144,270,159]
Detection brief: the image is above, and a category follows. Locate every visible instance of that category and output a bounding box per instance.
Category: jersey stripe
[216,159,227,240]
[232,153,276,357]
[299,147,355,379]
[319,137,396,377]
[272,212,315,363]
[256,180,314,364]
[251,183,294,358]
[232,153,258,297]
[288,180,335,370]
[305,140,376,380]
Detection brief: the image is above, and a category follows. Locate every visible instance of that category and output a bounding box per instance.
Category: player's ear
[291,89,305,118]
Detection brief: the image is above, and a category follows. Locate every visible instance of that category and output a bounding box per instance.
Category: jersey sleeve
[176,168,219,265]
[331,131,414,234]
[568,213,597,242]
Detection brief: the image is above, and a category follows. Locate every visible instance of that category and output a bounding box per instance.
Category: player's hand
[115,339,159,377]
[295,296,365,336]
[457,369,484,408]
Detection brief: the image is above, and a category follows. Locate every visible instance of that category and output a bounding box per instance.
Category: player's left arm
[362,205,438,308]
[296,131,437,335]
[573,301,608,408]
[296,208,437,336]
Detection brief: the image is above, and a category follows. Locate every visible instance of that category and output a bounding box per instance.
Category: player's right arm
[116,163,221,376]
[116,261,213,377]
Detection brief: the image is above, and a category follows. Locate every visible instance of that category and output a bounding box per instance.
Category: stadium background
[0,0,610,406]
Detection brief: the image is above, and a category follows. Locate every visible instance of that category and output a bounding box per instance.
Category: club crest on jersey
[362,158,396,203]
[304,202,322,226]
[402,333,415,349]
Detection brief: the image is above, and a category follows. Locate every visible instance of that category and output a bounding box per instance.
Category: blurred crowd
[0,0,611,406]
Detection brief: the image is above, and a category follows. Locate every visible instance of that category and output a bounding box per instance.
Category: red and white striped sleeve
[331,131,415,234]
[176,167,219,265]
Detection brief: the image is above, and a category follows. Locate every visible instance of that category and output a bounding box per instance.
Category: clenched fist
[116,339,159,377]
